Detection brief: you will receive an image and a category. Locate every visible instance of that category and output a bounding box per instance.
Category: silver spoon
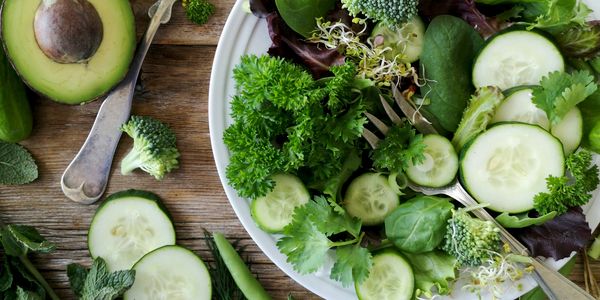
[61,0,177,204]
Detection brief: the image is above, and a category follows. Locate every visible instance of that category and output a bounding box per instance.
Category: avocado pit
[34,0,103,64]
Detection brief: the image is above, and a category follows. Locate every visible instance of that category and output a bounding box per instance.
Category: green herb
[442,207,501,267]
[120,115,180,180]
[534,150,600,215]
[532,70,598,126]
[67,257,135,300]
[452,87,504,151]
[402,251,457,298]
[384,196,454,254]
[182,0,215,25]
[521,0,592,31]
[0,222,58,300]
[372,120,425,173]
[0,141,38,185]
[277,196,371,287]
[224,55,367,199]
[420,15,484,132]
[495,211,557,228]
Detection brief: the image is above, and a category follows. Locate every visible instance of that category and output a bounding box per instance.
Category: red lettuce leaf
[513,207,592,260]
[249,0,275,17]
[419,0,505,37]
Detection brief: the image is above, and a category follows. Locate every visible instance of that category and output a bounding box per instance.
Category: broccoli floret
[341,0,419,26]
[182,0,215,25]
[120,116,180,180]
[442,208,501,267]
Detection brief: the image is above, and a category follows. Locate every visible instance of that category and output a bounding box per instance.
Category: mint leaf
[329,244,372,287]
[1,225,55,257]
[532,71,597,126]
[16,286,42,300]
[0,141,38,185]
[71,257,135,300]
[67,263,88,298]
[0,257,13,292]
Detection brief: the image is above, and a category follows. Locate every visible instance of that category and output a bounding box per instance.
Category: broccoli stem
[120,149,142,175]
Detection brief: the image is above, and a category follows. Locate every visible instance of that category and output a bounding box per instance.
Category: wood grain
[1,0,599,299]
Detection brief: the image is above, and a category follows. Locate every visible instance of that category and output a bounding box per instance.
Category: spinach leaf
[384,196,454,253]
[402,251,457,298]
[274,0,336,37]
[496,211,557,228]
[420,15,484,132]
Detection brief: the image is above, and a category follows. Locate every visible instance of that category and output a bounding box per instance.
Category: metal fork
[364,87,594,300]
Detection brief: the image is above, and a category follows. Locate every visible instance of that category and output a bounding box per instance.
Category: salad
[220,0,600,299]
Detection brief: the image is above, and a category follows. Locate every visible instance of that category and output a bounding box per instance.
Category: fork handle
[447,183,595,300]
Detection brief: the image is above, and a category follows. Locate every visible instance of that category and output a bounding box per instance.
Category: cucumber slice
[406,135,458,187]
[124,245,211,300]
[251,173,310,233]
[355,250,414,300]
[492,88,583,154]
[88,190,176,271]
[473,30,564,90]
[371,16,425,63]
[343,173,399,226]
[460,123,565,213]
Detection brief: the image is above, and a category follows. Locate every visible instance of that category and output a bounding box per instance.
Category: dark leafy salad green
[228,0,600,298]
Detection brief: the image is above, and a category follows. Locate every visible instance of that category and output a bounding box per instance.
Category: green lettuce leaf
[495,211,557,228]
[402,251,458,298]
[579,90,600,153]
[523,0,592,30]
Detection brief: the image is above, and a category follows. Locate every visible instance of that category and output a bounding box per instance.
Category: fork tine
[365,112,390,135]
[391,85,438,135]
[362,128,380,149]
[379,95,402,125]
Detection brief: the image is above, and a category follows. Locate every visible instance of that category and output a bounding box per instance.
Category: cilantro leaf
[0,141,38,185]
[68,257,135,300]
[277,220,330,274]
[534,150,600,215]
[372,121,426,173]
[1,225,55,257]
[532,71,597,126]
[329,244,372,287]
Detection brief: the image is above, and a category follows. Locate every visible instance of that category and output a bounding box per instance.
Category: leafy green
[495,211,557,228]
[420,15,484,132]
[580,91,600,153]
[372,120,425,173]
[385,196,454,253]
[275,0,336,37]
[534,150,599,215]
[224,55,367,199]
[591,122,600,153]
[555,23,600,59]
[277,196,370,287]
[67,257,135,300]
[521,0,592,30]
[532,70,598,126]
[0,141,38,185]
[402,251,457,298]
[0,223,58,300]
[452,86,504,151]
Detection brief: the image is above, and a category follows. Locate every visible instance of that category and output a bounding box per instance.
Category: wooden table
[1,1,598,299]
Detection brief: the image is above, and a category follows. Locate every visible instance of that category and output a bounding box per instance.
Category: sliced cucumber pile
[492,87,583,154]
[355,250,414,300]
[124,245,212,300]
[473,30,564,90]
[406,134,458,188]
[460,123,565,213]
[251,173,310,233]
[88,190,176,271]
[343,173,400,226]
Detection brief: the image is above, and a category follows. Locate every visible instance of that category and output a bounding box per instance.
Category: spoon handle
[61,0,177,204]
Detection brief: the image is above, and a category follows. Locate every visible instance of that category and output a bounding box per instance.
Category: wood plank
[132,0,236,46]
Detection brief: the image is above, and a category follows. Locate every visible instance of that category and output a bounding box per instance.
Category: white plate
[208,1,600,299]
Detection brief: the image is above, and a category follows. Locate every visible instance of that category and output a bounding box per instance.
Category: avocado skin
[0,45,32,142]
[0,0,136,105]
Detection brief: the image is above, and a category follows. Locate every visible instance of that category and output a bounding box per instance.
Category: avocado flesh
[1,0,136,104]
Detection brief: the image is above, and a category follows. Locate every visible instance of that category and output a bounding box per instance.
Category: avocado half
[1,0,136,104]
